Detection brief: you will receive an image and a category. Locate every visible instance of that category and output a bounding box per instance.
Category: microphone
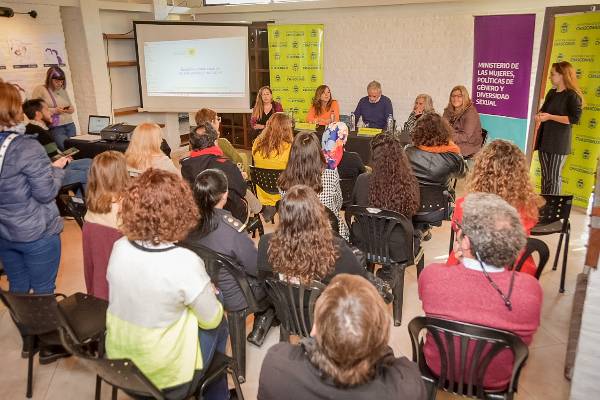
[0,7,14,18]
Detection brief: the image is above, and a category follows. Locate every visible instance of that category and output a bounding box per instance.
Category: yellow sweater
[251,142,291,206]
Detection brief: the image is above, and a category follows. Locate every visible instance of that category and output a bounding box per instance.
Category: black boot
[39,344,71,365]
[247,308,275,347]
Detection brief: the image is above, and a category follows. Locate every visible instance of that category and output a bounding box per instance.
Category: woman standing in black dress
[535,61,583,195]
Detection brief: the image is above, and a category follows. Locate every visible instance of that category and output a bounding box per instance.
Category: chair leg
[279,326,290,342]
[559,227,570,293]
[230,362,245,400]
[391,264,406,326]
[227,312,247,384]
[111,386,118,400]
[26,335,34,398]
[94,375,102,400]
[417,254,425,277]
[553,232,564,271]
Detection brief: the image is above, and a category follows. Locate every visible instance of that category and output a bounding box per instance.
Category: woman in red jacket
[447,140,544,276]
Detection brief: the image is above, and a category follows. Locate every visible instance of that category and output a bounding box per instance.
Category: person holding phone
[23,99,91,193]
[534,61,583,195]
[32,67,76,151]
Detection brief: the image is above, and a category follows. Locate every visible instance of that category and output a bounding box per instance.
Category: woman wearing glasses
[32,67,76,150]
[442,85,482,158]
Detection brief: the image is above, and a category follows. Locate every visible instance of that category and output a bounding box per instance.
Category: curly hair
[278,131,325,193]
[308,274,391,387]
[252,112,293,158]
[119,169,199,244]
[412,112,453,147]
[268,185,338,283]
[468,140,543,220]
[369,134,420,217]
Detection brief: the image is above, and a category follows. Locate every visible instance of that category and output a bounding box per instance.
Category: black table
[65,138,171,159]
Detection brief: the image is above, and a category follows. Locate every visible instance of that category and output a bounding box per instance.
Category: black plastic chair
[530,195,572,293]
[178,241,268,384]
[408,316,528,400]
[347,205,416,326]
[324,205,340,234]
[339,176,357,207]
[249,166,283,196]
[59,194,87,229]
[511,238,550,280]
[56,182,84,217]
[58,326,244,400]
[264,275,325,341]
[0,291,106,398]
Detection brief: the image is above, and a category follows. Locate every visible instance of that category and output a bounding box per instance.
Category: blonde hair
[552,61,584,103]
[252,112,293,158]
[446,85,472,114]
[415,94,435,113]
[125,122,163,171]
[252,86,274,120]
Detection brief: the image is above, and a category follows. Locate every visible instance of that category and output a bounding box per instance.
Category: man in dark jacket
[23,99,91,193]
[181,122,248,221]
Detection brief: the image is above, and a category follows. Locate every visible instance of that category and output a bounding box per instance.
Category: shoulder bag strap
[0,133,18,177]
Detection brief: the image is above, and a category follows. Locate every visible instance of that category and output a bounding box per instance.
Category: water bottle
[386,114,394,133]
[350,112,356,131]
[357,116,364,129]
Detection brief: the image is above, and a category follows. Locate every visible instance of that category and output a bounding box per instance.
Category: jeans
[50,122,76,151]
[62,158,92,194]
[0,234,61,294]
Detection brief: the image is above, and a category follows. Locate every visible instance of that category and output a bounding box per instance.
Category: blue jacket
[0,131,64,242]
[353,95,394,129]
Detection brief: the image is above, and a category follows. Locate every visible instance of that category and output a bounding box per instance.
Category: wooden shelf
[107,60,137,67]
[113,106,139,116]
[103,33,134,40]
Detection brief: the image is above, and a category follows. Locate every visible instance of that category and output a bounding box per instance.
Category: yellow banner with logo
[531,12,600,207]
[268,24,324,122]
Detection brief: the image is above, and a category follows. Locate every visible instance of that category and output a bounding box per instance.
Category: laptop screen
[88,115,111,134]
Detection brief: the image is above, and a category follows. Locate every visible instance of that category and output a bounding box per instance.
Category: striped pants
[539,151,567,195]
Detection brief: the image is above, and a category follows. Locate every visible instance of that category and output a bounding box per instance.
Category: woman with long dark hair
[535,61,584,195]
[278,131,347,239]
[306,85,340,126]
[258,185,365,283]
[32,67,76,150]
[184,169,274,346]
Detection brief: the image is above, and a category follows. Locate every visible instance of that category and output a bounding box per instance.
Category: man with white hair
[418,192,543,390]
[353,81,394,130]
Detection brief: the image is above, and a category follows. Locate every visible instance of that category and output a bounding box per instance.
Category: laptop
[73,115,111,142]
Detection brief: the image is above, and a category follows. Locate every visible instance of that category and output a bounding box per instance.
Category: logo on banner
[581,36,590,47]
[596,86,600,97]
[589,118,597,129]
[275,74,281,82]
[293,85,299,93]
[292,63,299,72]
[292,41,299,49]
[557,53,565,62]
[583,149,591,160]
[273,30,280,39]
[576,68,583,79]
[311,51,318,60]
[310,29,318,38]
[561,22,569,33]
[311,74,317,82]
[577,179,585,189]
[274,52,281,60]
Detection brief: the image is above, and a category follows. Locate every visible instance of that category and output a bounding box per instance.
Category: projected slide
[144,37,246,97]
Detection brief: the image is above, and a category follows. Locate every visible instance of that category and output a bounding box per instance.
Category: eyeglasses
[451,94,463,98]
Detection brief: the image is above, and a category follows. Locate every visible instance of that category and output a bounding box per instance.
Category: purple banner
[472,14,535,119]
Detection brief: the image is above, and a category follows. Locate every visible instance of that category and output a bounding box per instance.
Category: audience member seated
[250,86,284,139]
[23,98,92,193]
[327,122,367,180]
[405,112,466,191]
[251,112,293,219]
[0,82,69,362]
[0,82,66,295]
[278,131,348,239]
[307,85,340,126]
[351,133,419,267]
[447,140,544,276]
[181,122,256,222]
[105,169,228,399]
[184,169,274,347]
[258,185,366,283]
[82,151,128,300]
[195,108,244,168]
[258,274,427,400]
[402,94,435,135]
[353,81,394,130]
[442,85,483,158]
[419,192,542,390]
[125,122,180,177]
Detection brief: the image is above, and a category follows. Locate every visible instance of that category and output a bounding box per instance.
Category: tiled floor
[0,205,589,399]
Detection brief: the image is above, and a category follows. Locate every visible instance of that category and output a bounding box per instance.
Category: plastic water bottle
[386,114,394,133]
[350,112,356,131]
[357,116,365,129]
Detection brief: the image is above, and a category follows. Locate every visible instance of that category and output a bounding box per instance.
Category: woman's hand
[534,113,541,124]
[537,112,551,122]
[52,156,71,169]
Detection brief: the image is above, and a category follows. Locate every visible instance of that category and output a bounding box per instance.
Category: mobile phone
[51,147,79,161]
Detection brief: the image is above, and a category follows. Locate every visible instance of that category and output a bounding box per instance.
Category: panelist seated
[307,85,340,126]
[401,94,435,135]
[353,80,394,129]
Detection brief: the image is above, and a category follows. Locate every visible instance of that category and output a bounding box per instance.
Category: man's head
[455,193,526,268]
[367,81,382,103]
[189,121,219,151]
[23,99,52,124]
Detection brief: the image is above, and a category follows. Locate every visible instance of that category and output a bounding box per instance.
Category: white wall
[0,2,79,130]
